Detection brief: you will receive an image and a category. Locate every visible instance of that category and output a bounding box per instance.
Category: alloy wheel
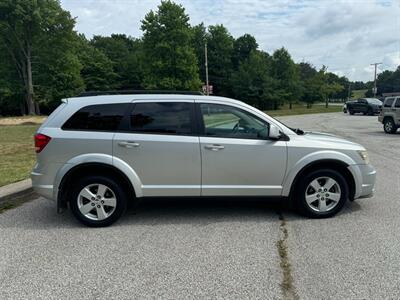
[305,177,341,213]
[77,183,117,221]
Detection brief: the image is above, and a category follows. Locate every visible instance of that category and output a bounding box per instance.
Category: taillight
[34,134,51,153]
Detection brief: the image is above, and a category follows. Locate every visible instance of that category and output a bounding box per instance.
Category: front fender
[281,150,357,197]
[53,153,143,201]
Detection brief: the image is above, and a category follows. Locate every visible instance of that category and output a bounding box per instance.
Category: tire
[69,176,128,227]
[296,169,348,218]
[349,109,354,115]
[383,118,397,134]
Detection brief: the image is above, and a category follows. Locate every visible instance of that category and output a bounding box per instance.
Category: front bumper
[348,164,376,200]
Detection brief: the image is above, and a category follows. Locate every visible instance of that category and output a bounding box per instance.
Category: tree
[140,0,200,90]
[0,0,81,114]
[76,35,117,91]
[232,34,258,70]
[206,24,234,96]
[231,50,275,109]
[271,47,300,109]
[90,34,144,89]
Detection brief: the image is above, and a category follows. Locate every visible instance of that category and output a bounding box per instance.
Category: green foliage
[77,35,117,91]
[141,0,201,90]
[374,67,400,95]
[232,34,258,69]
[0,0,84,114]
[270,48,300,108]
[231,50,275,109]
[206,24,234,96]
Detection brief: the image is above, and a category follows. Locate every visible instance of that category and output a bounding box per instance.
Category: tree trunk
[325,97,328,108]
[26,45,35,115]
[289,101,292,109]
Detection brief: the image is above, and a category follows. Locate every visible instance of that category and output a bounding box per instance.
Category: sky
[60,0,400,82]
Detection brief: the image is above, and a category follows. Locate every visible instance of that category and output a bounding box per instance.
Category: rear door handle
[204,144,225,151]
[118,141,140,148]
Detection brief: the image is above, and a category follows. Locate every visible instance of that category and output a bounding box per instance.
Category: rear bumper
[31,162,62,201]
[348,164,376,200]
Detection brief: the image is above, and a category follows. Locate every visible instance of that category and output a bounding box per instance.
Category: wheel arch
[56,162,140,212]
[285,159,356,203]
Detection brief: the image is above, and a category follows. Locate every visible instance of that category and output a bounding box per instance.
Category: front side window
[62,103,129,131]
[384,98,395,107]
[130,102,193,135]
[200,103,269,139]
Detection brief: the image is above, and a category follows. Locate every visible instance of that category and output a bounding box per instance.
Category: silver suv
[32,94,376,226]
[378,96,400,133]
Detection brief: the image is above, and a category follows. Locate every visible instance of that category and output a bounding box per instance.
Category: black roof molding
[77,90,204,97]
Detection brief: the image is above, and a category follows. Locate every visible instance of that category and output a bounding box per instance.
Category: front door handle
[118,141,140,148]
[204,144,225,151]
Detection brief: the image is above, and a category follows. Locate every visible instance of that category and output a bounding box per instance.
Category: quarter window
[130,102,193,135]
[62,104,129,131]
[200,103,269,139]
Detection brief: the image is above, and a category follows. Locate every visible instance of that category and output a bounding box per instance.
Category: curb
[0,179,36,206]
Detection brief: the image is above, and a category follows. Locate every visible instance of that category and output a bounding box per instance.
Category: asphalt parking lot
[1,112,399,299]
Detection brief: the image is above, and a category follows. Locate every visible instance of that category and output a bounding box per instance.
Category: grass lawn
[351,89,367,99]
[265,103,342,117]
[0,124,39,187]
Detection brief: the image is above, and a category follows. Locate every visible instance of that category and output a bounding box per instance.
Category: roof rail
[77,90,204,97]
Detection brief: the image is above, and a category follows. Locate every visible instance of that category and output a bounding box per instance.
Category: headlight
[357,150,369,164]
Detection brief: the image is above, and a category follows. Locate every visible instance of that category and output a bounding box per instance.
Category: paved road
[279,112,400,299]
[0,112,399,299]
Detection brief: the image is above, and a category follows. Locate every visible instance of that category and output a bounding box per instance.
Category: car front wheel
[70,176,128,227]
[296,169,348,218]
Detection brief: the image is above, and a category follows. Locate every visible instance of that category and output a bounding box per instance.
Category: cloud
[60,0,400,81]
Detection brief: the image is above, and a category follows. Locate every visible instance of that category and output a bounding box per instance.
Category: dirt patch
[277,212,299,300]
[0,116,46,126]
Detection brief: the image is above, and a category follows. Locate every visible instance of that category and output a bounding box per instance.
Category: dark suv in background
[346,98,382,115]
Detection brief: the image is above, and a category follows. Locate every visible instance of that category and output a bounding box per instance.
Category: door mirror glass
[268,124,281,140]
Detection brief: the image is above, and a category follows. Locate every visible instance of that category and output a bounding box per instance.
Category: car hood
[301,131,364,149]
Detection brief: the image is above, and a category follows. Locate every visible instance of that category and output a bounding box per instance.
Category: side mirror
[268,124,281,140]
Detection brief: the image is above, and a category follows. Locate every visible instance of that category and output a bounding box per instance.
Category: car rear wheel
[70,176,128,227]
[296,169,348,218]
[383,118,397,134]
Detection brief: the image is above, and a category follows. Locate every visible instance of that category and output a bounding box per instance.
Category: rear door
[113,100,201,197]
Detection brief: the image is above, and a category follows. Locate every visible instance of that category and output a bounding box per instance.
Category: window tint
[384,98,395,107]
[200,103,269,139]
[395,99,400,108]
[62,104,128,131]
[130,102,193,135]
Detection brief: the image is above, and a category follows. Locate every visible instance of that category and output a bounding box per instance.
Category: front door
[197,103,287,196]
[113,101,201,197]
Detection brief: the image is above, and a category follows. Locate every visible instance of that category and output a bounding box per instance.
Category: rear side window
[395,99,400,108]
[62,104,129,131]
[130,102,193,135]
[384,98,395,107]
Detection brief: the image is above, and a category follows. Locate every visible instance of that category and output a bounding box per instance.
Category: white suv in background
[32,94,376,226]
